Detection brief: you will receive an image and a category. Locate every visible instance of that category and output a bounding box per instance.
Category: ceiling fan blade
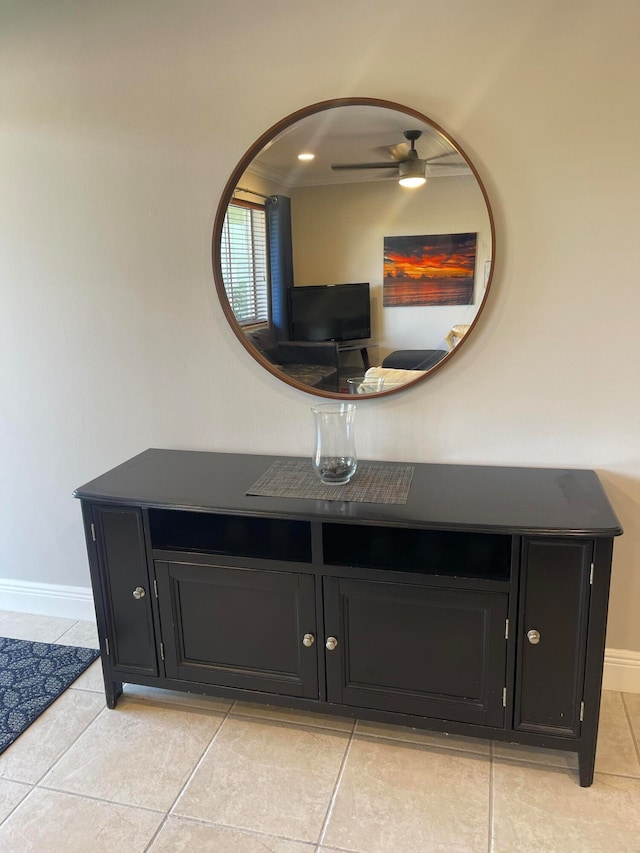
[370,143,410,162]
[424,151,462,164]
[331,162,399,171]
[427,162,469,169]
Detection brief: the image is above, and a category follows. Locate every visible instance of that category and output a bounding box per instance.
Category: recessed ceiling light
[298,152,315,161]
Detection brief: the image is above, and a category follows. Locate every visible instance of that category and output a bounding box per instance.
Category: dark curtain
[265,195,294,341]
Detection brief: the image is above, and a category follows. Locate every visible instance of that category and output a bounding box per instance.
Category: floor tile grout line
[0,616,83,646]
[491,753,640,783]
[496,741,640,776]
[118,691,233,717]
[621,693,640,766]
[352,728,493,768]
[0,780,34,829]
[161,698,238,822]
[50,617,81,644]
[488,741,495,853]
[36,762,335,844]
[351,726,490,757]
[594,768,640,781]
[316,719,357,849]
[0,688,107,790]
[228,709,355,736]
[142,812,170,852]
[69,685,104,695]
[31,700,110,788]
[149,811,321,850]
[148,703,355,850]
[25,782,169,815]
[0,657,104,790]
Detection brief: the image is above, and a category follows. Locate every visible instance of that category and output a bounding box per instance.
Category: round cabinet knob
[132,586,146,600]
[302,633,315,647]
[325,636,338,651]
[527,629,541,645]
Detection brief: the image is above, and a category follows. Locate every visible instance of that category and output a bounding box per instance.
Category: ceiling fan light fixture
[398,158,427,188]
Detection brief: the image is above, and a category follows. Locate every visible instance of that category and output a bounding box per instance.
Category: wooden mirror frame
[212,97,496,398]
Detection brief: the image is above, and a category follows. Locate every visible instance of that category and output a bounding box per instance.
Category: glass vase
[311,402,357,485]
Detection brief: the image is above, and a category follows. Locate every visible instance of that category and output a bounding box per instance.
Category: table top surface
[74,448,623,537]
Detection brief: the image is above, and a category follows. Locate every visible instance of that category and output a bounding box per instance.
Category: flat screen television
[289,283,371,342]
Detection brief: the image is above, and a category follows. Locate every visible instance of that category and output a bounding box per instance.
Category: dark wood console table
[75,449,622,786]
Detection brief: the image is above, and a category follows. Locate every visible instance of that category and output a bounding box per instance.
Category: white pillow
[364,366,427,388]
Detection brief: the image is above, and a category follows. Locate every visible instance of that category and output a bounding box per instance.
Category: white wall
[1,1,639,661]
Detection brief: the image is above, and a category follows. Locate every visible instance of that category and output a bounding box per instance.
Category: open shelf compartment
[322,523,512,582]
[148,508,312,564]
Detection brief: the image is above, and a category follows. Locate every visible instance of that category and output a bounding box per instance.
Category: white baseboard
[603,648,640,694]
[0,578,95,622]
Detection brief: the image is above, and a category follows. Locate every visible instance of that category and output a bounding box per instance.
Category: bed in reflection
[348,366,429,393]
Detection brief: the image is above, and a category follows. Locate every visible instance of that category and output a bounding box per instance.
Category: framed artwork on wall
[383,232,477,307]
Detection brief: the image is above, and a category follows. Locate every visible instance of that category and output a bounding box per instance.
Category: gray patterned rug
[0,636,100,754]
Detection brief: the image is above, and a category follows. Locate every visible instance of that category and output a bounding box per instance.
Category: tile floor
[1,610,640,852]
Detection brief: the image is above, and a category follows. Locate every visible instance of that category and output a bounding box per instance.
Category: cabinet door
[514,539,591,737]
[92,505,158,676]
[324,577,508,727]
[156,561,318,699]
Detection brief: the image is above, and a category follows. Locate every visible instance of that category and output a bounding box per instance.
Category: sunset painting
[383,233,477,307]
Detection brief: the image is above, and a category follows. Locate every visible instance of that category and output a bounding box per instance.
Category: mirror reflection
[213,99,495,397]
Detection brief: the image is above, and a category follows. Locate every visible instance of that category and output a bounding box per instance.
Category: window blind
[220,202,268,326]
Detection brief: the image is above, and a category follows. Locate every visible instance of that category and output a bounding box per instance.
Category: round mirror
[212,98,495,398]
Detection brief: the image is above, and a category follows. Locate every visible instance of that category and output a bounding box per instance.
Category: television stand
[75,449,622,787]
[337,341,371,371]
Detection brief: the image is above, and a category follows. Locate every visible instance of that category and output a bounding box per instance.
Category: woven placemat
[247,459,414,505]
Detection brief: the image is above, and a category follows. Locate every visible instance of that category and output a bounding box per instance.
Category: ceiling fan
[331,130,463,186]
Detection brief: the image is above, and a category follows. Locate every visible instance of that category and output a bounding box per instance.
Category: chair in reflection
[246,327,339,391]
